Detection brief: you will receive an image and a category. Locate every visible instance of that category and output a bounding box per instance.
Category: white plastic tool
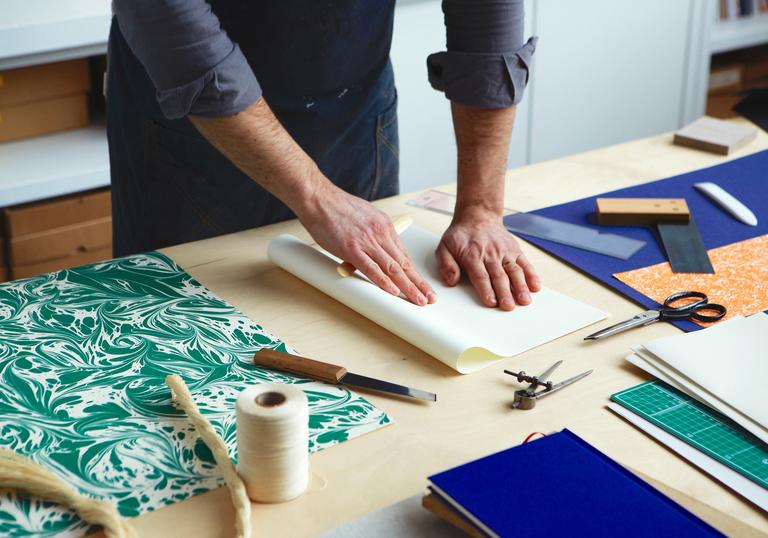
[694,182,758,226]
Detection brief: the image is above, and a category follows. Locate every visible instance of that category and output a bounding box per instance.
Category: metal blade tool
[254,349,437,402]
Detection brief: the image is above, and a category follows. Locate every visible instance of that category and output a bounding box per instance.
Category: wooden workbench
[130,122,768,537]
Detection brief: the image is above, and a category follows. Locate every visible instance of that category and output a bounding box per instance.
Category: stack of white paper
[625,313,768,444]
[620,314,768,510]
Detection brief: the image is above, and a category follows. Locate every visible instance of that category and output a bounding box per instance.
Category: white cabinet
[526,0,706,163]
[391,0,715,192]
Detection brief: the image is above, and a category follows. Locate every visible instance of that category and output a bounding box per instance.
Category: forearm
[452,102,516,222]
[190,97,332,218]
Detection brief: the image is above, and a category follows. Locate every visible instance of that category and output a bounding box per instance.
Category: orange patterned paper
[614,235,768,326]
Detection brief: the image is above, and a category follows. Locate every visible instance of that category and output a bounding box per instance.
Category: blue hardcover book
[428,429,722,538]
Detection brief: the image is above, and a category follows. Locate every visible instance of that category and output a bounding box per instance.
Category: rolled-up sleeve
[427,0,537,109]
[113,0,261,119]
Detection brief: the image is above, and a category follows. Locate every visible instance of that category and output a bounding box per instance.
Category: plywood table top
[126,120,768,537]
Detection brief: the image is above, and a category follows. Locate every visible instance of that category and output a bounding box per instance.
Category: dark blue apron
[106,1,399,256]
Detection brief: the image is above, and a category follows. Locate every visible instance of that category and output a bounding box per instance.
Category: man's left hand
[435,214,541,310]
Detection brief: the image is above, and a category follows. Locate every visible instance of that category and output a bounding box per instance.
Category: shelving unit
[710,12,768,54]
[0,0,111,207]
[0,126,109,207]
[0,0,110,70]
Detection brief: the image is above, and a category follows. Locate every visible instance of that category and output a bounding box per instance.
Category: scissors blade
[584,311,660,340]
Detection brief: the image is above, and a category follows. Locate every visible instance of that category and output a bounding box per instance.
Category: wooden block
[0,93,89,143]
[9,217,112,266]
[0,59,90,108]
[673,116,757,155]
[596,198,690,226]
[11,247,112,280]
[5,189,111,237]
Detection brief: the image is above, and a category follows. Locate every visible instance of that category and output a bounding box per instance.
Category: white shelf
[710,13,768,54]
[0,126,109,207]
[0,0,111,69]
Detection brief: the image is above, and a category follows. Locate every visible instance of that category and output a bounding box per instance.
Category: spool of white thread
[236,383,309,503]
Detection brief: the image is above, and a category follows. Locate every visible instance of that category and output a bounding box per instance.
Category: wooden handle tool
[254,349,347,384]
[336,214,413,277]
[254,349,437,401]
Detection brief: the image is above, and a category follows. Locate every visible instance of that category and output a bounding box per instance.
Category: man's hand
[191,98,434,307]
[298,180,436,306]
[436,213,540,311]
[446,101,540,310]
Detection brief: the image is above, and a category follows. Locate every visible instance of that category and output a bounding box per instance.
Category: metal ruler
[408,190,646,260]
[611,381,768,488]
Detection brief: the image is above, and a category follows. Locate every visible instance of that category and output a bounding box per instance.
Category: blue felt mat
[519,149,768,332]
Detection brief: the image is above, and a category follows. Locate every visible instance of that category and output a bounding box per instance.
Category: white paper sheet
[643,314,768,429]
[267,226,607,373]
[608,403,768,512]
[625,350,768,444]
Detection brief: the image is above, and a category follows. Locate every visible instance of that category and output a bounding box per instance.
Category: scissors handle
[660,291,727,322]
[662,291,708,311]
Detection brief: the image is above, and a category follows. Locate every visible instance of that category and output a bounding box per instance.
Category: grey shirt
[113,0,536,120]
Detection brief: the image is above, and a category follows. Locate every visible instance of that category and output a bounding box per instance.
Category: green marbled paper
[0,252,390,537]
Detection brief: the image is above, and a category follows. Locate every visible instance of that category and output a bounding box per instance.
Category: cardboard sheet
[268,226,607,373]
[0,252,390,537]
[614,235,768,326]
[523,150,768,332]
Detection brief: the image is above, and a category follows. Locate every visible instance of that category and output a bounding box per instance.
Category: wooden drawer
[12,247,112,280]
[0,266,7,283]
[10,217,112,266]
[0,59,90,108]
[5,189,111,236]
[0,93,88,143]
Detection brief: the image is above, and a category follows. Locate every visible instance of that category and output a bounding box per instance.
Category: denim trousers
[106,21,399,257]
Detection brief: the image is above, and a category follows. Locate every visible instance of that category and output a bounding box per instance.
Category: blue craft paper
[520,149,768,332]
[428,429,722,538]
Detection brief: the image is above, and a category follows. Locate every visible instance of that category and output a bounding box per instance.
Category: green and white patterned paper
[0,252,390,537]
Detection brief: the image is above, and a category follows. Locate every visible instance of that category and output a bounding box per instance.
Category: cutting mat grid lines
[611,382,768,488]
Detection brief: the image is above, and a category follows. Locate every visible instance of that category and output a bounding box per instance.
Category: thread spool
[236,383,309,503]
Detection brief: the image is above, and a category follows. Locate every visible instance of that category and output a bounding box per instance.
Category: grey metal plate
[503,212,646,260]
[657,217,715,274]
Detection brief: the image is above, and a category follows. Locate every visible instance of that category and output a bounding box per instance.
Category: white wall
[391,0,457,192]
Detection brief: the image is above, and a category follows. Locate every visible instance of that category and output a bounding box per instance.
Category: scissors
[584,291,726,341]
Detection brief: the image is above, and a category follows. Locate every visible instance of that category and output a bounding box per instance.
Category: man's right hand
[296,180,436,307]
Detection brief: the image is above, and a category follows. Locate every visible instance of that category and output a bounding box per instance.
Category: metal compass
[504,360,592,410]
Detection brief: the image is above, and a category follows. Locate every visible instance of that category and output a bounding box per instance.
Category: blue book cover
[428,429,723,538]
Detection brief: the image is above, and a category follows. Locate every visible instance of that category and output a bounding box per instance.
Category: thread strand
[166,374,252,538]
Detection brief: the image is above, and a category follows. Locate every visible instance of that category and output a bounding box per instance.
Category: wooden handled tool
[336,214,413,277]
[254,348,347,384]
[253,348,437,401]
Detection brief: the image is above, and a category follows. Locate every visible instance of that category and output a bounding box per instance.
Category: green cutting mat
[611,381,768,489]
